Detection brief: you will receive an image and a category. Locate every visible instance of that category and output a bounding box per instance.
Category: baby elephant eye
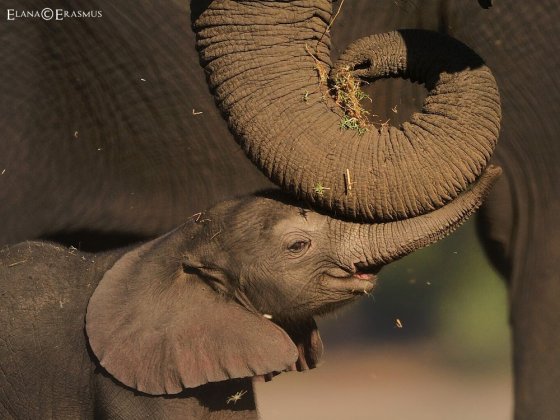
[287,239,310,254]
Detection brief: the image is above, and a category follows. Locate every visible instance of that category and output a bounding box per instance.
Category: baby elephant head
[181,192,381,323]
[86,166,499,396]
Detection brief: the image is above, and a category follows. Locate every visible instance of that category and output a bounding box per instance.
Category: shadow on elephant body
[338,29,486,86]
[89,356,257,418]
[476,167,515,280]
[190,0,213,23]
[43,230,151,252]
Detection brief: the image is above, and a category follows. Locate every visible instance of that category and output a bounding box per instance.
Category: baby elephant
[0,168,498,419]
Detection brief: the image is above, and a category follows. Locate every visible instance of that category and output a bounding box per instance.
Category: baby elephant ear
[86,228,299,395]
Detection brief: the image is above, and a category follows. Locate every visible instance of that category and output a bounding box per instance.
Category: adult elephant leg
[509,197,560,420]
[479,161,560,419]
[442,0,560,417]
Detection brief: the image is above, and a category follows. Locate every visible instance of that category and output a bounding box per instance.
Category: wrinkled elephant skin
[0,0,272,246]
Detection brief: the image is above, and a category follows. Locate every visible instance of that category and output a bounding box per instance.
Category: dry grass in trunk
[304,46,372,135]
[303,0,372,135]
[330,68,372,134]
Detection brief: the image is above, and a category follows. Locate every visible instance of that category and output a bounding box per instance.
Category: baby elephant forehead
[239,193,327,232]
[270,205,327,234]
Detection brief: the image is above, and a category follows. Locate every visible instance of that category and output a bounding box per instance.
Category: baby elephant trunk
[336,166,501,271]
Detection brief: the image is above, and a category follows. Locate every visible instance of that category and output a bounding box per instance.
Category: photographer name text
[7,8,103,21]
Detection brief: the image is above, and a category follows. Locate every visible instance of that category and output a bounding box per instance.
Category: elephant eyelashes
[287,239,311,255]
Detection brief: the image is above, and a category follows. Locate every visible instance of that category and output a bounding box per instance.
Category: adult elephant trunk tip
[194,1,501,222]
[342,164,502,269]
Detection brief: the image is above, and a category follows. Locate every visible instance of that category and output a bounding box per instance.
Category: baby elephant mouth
[315,263,380,316]
[332,263,381,295]
[323,262,381,300]
[352,262,381,284]
[349,266,379,293]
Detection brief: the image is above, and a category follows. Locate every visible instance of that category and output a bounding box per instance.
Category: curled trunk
[194,1,500,222]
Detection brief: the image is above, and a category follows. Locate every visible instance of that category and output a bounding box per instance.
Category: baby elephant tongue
[354,272,376,281]
[353,263,381,281]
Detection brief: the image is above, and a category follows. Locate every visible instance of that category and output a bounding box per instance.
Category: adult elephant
[0,0,498,246]
[327,2,560,418]
[0,0,556,419]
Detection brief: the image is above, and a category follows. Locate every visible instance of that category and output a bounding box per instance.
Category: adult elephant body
[0,0,272,246]
[1,0,559,418]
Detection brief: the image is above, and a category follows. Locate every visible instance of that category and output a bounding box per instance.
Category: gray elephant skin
[1,0,558,419]
[0,179,497,418]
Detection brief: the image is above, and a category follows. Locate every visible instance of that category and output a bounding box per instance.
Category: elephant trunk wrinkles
[194,0,501,222]
[335,166,501,267]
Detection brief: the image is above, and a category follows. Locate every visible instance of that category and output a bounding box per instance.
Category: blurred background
[255,218,512,419]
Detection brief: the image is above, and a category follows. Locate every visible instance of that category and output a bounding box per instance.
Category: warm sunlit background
[255,218,512,419]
